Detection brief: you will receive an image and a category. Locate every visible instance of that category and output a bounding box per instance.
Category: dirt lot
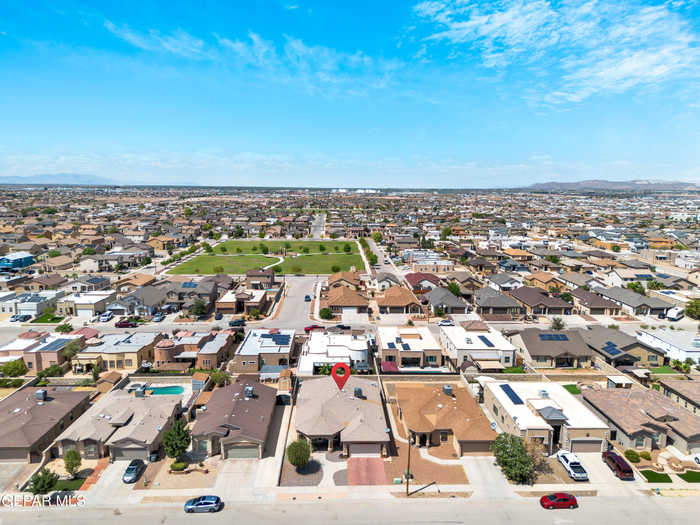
[279,457,323,487]
[135,458,219,490]
[532,457,571,484]
[384,441,468,486]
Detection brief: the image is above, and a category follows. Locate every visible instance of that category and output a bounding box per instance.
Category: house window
[27,362,33,369]
[648,354,658,362]
[426,355,436,363]
[125,359,133,368]
[610,430,617,441]
[386,355,395,362]
[85,443,96,457]
[440,431,448,442]
[635,436,645,448]
[109,360,115,369]
[504,356,511,363]
[492,405,498,416]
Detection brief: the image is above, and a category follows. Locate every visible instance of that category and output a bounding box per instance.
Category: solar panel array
[478,335,494,348]
[539,333,569,341]
[602,340,621,356]
[41,338,70,352]
[401,343,411,350]
[260,332,291,346]
[387,342,396,349]
[182,282,198,288]
[500,384,524,405]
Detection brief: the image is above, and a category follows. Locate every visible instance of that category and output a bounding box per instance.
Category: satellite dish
[491,422,497,430]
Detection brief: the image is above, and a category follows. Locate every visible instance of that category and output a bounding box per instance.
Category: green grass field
[640,470,672,483]
[168,255,274,275]
[277,253,365,274]
[563,384,581,394]
[216,240,357,255]
[650,366,678,374]
[53,478,86,491]
[31,312,65,323]
[678,471,700,482]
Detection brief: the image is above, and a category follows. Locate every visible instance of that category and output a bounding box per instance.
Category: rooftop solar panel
[478,335,495,348]
[387,342,396,349]
[401,343,411,350]
[41,338,69,352]
[500,384,524,405]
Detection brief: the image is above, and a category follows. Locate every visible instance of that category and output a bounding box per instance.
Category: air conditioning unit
[354,387,363,398]
[34,389,47,401]
[244,386,254,398]
[539,389,549,398]
[443,385,453,396]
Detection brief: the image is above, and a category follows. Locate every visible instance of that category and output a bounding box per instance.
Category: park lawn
[278,253,365,274]
[563,384,581,395]
[168,255,274,275]
[31,312,65,323]
[640,470,672,483]
[217,240,357,255]
[53,478,86,491]
[678,471,700,482]
[650,366,678,374]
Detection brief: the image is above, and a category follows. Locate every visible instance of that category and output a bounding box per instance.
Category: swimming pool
[149,386,184,395]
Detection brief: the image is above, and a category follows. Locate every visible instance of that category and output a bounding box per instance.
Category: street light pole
[406,439,411,497]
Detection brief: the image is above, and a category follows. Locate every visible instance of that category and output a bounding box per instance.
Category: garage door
[75,308,93,318]
[459,441,493,455]
[0,448,27,462]
[348,443,381,457]
[570,440,602,453]
[342,307,357,314]
[224,444,259,459]
[111,448,147,461]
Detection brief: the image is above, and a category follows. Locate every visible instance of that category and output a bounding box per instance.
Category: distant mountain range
[0,173,119,185]
[523,179,700,192]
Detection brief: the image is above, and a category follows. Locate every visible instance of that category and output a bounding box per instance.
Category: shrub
[331,265,341,273]
[37,364,64,379]
[624,449,641,463]
[163,419,191,460]
[1,359,28,377]
[27,468,59,495]
[64,449,82,479]
[639,451,652,461]
[319,307,333,320]
[286,439,311,469]
[55,323,73,333]
[491,433,534,484]
[170,461,187,472]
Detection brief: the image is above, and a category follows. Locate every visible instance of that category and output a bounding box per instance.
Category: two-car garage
[223,443,260,459]
[570,439,603,453]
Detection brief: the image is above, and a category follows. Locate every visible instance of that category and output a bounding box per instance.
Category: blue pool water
[149,386,184,395]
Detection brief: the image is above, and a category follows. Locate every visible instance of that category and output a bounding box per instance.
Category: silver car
[121,459,144,483]
[184,495,223,513]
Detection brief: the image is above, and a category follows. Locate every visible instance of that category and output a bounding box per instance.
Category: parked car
[304,324,323,333]
[99,311,114,322]
[602,450,634,480]
[16,315,31,322]
[122,459,145,484]
[304,295,312,302]
[9,314,20,322]
[539,493,578,510]
[115,320,138,328]
[335,324,351,330]
[184,495,223,513]
[437,319,455,326]
[214,312,223,320]
[152,313,164,322]
[557,450,589,481]
[229,318,245,327]
[353,362,371,374]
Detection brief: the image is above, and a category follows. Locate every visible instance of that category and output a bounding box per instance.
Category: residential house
[326,286,369,315]
[570,288,621,316]
[525,272,559,291]
[376,325,443,370]
[297,330,370,376]
[487,273,523,292]
[439,321,516,368]
[512,328,593,368]
[375,285,422,314]
[658,378,700,415]
[404,272,441,294]
[580,326,664,367]
[164,280,218,313]
[508,287,572,315]
[328,271,362,290]
[0,251,34,270]
[373,272,401,291]
[72,332,163,373]
[56,290,116,318]
[153,331,234,370]
[474,287,521,317]
[637,329,700,364]
[423,287,467,314]
[106,286,168,317]
[230,329,296,374]
[596,286,673,316]
[245,268,277,290]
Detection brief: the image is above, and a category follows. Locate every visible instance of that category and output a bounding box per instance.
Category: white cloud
[413,0,700,103]
[104,20,212,60]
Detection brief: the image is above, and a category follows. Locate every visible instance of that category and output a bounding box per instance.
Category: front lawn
[563,384,581,395]
[278,253,365,274]
[31,312,65,323]
[678,471,700,483]
[650,366,678,374]
[640,470,672,483]
[502,367,525,374]
[217,240,357,255]
[53,478,86,491]
[168,254,274,275]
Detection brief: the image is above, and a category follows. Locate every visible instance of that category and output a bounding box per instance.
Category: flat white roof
[376,326,440,352]
[65,291,114,305]
[441,325,515,351]
[486,381,608,431]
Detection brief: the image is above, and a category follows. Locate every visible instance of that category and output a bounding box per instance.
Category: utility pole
[405,440,411,497]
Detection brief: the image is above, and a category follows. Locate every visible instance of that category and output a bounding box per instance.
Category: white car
[557,450,589,481]
[99,311,114,322]
[437,319,455,326]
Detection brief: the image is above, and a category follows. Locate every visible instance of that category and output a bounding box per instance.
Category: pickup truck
[557,450,589,481]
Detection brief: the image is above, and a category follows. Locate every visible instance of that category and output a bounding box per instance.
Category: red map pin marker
[331,363,350,391]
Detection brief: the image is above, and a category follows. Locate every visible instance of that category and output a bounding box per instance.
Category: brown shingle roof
[375,286,420,307]
[327,286,368,307]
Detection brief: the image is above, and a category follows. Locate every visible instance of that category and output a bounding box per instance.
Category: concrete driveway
[461,456,514,500]
[87,461,135,504]
[0,462,27,491]
[214,459,259,499]
[576,452,643,484]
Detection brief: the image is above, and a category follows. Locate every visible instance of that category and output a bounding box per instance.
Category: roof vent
[539,389,549,398]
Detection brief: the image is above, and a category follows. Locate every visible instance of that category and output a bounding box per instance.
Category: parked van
[666,307,684,322]
[602,451,634,480]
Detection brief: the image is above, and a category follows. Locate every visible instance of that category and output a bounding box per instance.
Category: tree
[611,245,621,253]
[286,439,311,470]
[371,232,383,243]
[163,419,191,460]
[61,340,82,360]
[626,281,646,296]
[331,265,341,273]
[27,468,59,495]
[440,226,452,240]
[559,292,573,304]
[92,366,100,382]
[647,280,664,291]
[302,247,310,254]
[213,265,225,274]
[64,450,82,479]
[47,249,61,258]
[319,307,333,320]
[447,281,461,296]
[141,256,152,265]
[201,242,213,253]
[545,255,560,264]
[272,265,282,273]
[190,298,208,317]
[1,359,27,377]
[184,207,193,218]
[260,244,269,254]
[249,308,260,319]
[82,247,96,255]
[686,299,700,320]
[343,243,351,253]
[55,322,73,333]
[491,433,534,484]
[319,244,325,252]
[209,370,229,386]
[551,317,565,330]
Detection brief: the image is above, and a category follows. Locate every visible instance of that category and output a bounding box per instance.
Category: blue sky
[1,0,699,187]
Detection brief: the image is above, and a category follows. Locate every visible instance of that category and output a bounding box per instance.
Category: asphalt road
[310,214,325,239]
[365,238,402,281]
[1,494,695,525]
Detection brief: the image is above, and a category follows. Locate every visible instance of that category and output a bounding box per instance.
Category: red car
[115,320,138,328]
[540,493,578,510]
[304,324,323,333]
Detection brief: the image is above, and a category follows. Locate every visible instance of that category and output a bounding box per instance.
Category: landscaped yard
[640,470,672,483]
[278,253,365,274]
[53,478,86,491]
[678,471,700,483]
[563,384,581,394]
[217,240,358,255]
[168,254,274,274]
[650,366,678,374]
[31,312,65,323]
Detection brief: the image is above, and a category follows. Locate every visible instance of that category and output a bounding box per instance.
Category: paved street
[310,214,325,239]
[366,237,403,281]
[1,493,697,525]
